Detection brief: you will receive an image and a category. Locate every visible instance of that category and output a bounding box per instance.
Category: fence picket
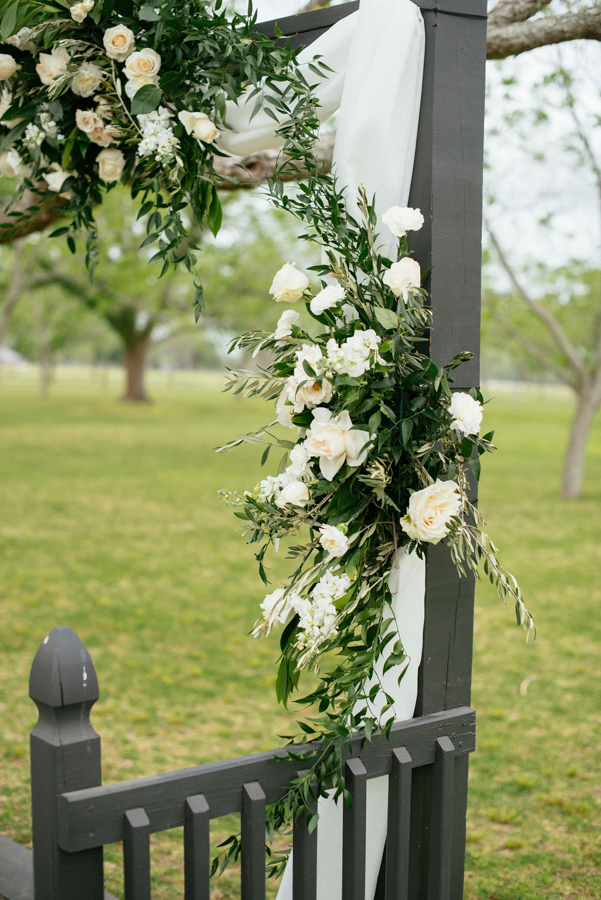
[343,757,368,900]
[292,776,318,900]
[241,781,266,900]
[123,807,151,900]
[385,746,413,900]
[184,794,210,900]
[428,736,456,900]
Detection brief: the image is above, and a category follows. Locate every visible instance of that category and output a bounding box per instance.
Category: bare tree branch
[487,6,601,60]
[488,0,551,29]
[486,224,590,388]
[0,189,65,244]
[213,132,335,189]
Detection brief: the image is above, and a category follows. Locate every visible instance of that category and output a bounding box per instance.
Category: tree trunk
[561,390,598,499]
[39,350,54,398]
[122,338,151,402]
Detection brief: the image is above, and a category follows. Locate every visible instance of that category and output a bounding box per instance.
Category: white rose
[75,108,100,134]
[103,24,135,61]
[274,308,299,341]
[42,164,71,194]
[96,147,124,182]
[269,262,309,303]
[289,373,333,413]
[400,480,461,544]
[0,88,21,127]
[383,257,421,300]
[70,0,94,23]
[124,73,158,99]
[0,148,30,178]
[382,206,424,238]
[276,388,295,428]
[275,479,309,509]
[448,392,483,437]
[305,408,372,481]
[71,62,103,98]
[261,588,292,626]
[36,47,69,86]
[90,121,116,146]
[177,110,219,144]
[0,54,18,80]
[318,524,349,557]
[310,284,345,315]
[125,48,161,79]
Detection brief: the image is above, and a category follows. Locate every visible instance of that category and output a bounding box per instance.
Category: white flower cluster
[295,570,352,650]
[24,112,62,149]
[257,443,313,509]
[278,344,334,424]
[6,27,37,54]
[137,107,179,163]
[326,329,383,378]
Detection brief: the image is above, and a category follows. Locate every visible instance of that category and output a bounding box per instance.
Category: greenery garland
[0,0,535,878]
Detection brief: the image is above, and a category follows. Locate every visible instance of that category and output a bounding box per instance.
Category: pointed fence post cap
[29,626,99,708]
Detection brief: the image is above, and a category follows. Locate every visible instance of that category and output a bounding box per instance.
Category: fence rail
[20,626,476,900]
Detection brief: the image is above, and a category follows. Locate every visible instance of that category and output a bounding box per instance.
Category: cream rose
[71,62,103,98]
[382,206,424,238]
[310,284,345,315]
[400,480,461,544]
[42,164,71,194]
[75,108,100,134]
[70,0,94,23]
[125,48,161,80]
[103,24,135,61]
[0,149,31,178]
[124,73,158,99]
[289,374,333,412]
[318,524,349,557]
[274,308,299,341]
[275,479,309,509]
[269,262,309,303]
[96,147,124,182]
[305,408,372,481]
[383,257,421,301]
[36,47,69,86]
[177,110,219,144]
[0,54,18,80]
[448,392,483,436]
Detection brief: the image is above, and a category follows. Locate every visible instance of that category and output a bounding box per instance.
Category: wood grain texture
[342,758,367,900]
[241,782,266,900]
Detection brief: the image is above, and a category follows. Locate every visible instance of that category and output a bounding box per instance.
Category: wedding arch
[0,1,532,899]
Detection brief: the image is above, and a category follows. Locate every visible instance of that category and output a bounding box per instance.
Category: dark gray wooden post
[29,626,104,900]
[407,2,487,898]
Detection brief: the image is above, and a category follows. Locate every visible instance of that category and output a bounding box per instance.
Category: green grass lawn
[0,368,600,899]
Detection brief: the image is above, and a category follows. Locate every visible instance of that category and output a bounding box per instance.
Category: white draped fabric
[220,2,427,896]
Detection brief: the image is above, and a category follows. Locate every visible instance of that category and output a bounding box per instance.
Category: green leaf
[467,454,481,481]
[139,3,161,19]
[61,127,78,172]
[374,307,399,330]
[401,418,413,447]
[1,3,17,41]
[130,84,162,116]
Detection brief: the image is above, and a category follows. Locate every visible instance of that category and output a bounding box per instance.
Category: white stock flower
[305,408,372,481]
[7,27,37,54]
[125,48,161,79]
[287,442,312,480]
[382,206,424,238]
[0,54,18,80]
[275,479,309,509]
[448,392,483,436]
[177,110,219,144]
[269,263,309,303]
[276,388,294,428]
[318,524,349,557]
[274,308,299,341]
[383,257,421,300]
[137,107,179,163]
[257,474,288,501]
[71,62,103,97]
[326,329,381,378]
[96,147,125,182]
[103,24,135,61]
[286,343,333,413]
[70,0,94,23]
[400,480,461,544]
[36,47,69,86]
[42,164,71,194]
[0,148,31,178]
[261,588,293,626]
[310,283,345,315]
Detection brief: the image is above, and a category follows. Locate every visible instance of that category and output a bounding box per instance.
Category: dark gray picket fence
[0,0,487,897]
[1,626,475,900]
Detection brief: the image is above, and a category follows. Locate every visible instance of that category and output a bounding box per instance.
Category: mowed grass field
[0,368,600,899]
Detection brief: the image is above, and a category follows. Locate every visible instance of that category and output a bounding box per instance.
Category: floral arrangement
[218,185,535,867]
[0,0,322,310]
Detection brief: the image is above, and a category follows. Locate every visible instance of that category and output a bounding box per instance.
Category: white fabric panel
[220,3,427,897]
